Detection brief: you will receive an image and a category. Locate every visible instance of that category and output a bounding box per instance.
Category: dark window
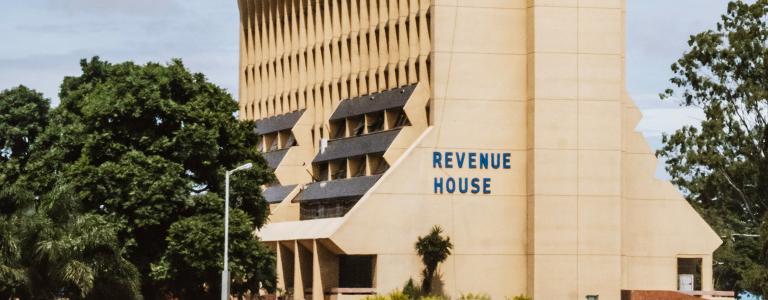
[316,163,329,182]
[677,257,702,291]
[268,135,279,151]
[367,111,385,133]
[300,197,358,220]
[394,110,411,128]
[339,255,376,288]
[369,155,389,175]
[350,156,366,177]
[350,116,365,136]
[283,132,297,148]
[331,120,346,139]
[331,159,347,180]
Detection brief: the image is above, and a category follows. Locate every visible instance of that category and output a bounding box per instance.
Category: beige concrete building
[236,0,723,299]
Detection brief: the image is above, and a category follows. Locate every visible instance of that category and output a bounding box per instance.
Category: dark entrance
[339,255,376,288]
[677,257,702,291]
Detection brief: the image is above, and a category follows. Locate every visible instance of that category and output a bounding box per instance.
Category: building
[236,0,723,299]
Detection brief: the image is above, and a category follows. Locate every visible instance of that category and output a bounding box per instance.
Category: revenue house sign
[432,151,512,195]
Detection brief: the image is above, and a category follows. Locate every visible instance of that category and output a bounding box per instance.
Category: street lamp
[222,162,253,300]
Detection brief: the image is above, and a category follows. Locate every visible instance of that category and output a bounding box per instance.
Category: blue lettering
[434,177,444,194]
[445,152,454,168]
[458,177,469,193]
[470,178,481,194]
[503,153,511,169]
[479,153,489,169]
[433,152,442,168]
[468,152,477,169]
[491,153,501,169]
[446,177,456,193]
[456,152,466,168]
[483,178,492,194]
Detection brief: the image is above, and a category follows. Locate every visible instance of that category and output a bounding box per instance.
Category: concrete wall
[242,0,723,299]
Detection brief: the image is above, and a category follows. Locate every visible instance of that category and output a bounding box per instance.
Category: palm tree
[414,226,453,295]
[9,184,141,299]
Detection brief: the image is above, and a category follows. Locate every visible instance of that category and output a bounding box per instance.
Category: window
[316,163,329,182]
[331,119,346,139]
[331,159,348,180]
[300,197,358,220]
[386,108,410,129]
[339,255,376,288]
[349,116,365,137]
[349,156,366,177]
[677,257,702,291]
[368,154,389,175]
[263,133,278,152]
[282,131,297,148]
[366,111,384,133]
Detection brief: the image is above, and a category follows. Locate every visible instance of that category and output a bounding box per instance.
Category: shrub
[363,291,409,300]
[403,278,422,299]
[459,293,491,300]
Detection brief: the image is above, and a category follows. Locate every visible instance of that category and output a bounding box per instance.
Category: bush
[403,278,422,299]
[363,291,409,300]
[509,295,532,300]
[419,296,448,300]
[459,293,491,300]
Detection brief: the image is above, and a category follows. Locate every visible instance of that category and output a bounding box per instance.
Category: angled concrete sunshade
[263,184,298,204]
[312,129,401,163]
[254,109,306,135]
[296,175,383,203]
[329,84,417,121]
[262,148,289,169]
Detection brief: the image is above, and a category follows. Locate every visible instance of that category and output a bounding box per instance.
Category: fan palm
[414,226,453,295]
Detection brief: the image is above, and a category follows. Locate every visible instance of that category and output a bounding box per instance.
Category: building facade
[236,0,723,299]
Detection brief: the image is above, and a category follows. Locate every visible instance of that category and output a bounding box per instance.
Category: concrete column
[293,241,306,300]
[702,255,714,291]
[276,243,286,292]
[312,240,324,300]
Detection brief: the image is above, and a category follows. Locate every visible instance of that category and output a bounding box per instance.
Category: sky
[0,0,731,176]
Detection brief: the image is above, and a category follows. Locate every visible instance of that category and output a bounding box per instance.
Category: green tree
[659,0,768,297]
[0,85,49,186]
[150,193,275,299]
[19,185,141,300]
[0,86,49,298]
[414,226,453,295]
[24,57,275,299]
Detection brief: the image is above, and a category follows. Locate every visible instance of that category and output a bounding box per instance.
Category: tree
[658,0,768,297]
[414,226,453,295]
[23,57,275,299]
[0,85,49,186]
[19,185,141,300]
[150,193,275,299]
[0,86,48,298]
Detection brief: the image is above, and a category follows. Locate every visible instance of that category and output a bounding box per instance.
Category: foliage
[418,296,447,300]
[0,85,49,186]
[658,0,768,297]
[402,278,422,300]
[1,183,141,299]
[458,293,491,300]
[363,291,438,300]
[508,295,532,300]
[415,226,453,294]
[0,57,276,299]
[150,194,275,298]
[362,291,404,300]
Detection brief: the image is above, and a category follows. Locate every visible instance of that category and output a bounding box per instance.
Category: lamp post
[222,162,253,300]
